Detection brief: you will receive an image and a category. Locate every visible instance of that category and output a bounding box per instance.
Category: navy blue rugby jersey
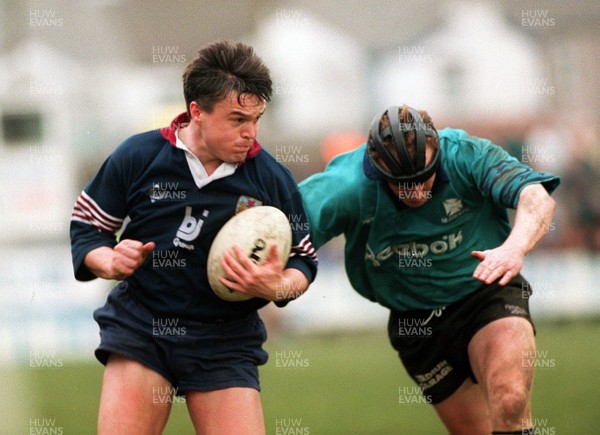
[70,113,318,321]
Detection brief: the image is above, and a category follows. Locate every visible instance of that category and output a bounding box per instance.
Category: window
[2,112,44,145]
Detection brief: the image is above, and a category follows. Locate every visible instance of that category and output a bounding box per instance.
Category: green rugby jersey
[299,128,560,311]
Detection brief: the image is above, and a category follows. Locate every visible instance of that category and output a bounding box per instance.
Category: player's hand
[219,244,289,301]
[471,244,524,286]
[110,239,156,280]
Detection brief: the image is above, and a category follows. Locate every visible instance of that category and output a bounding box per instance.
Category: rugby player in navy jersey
[300,105,559,434]
[70,41,317,434]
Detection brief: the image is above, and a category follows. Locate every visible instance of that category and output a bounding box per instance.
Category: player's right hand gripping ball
[207,206,292,301]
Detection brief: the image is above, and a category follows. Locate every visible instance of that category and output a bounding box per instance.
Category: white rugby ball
[207,206,292,301]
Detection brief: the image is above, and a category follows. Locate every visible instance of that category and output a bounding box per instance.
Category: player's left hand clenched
[471,243,525,286]
[220,244,287,301]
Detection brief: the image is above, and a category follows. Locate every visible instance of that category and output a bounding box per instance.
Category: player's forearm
[276,268,309,301]
[503,184,556,255]
[84,246,119,280]
[84,240,156,281]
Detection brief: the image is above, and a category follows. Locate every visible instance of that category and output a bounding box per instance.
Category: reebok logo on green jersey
[365,230,463,267]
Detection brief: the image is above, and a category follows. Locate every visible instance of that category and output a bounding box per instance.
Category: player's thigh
[98,353,173,435]
[186,387,265,435]
[433,378,491,435]
[468,317,535,401]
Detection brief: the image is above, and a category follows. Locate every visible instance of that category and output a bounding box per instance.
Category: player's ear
[189,101,203,122]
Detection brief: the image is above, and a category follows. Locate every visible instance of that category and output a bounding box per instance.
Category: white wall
[373,3,546,119]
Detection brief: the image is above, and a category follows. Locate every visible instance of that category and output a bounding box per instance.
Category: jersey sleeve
[449,131,561,208]
[299,150,361,250]
[69,144,131,281]
[282,188,318,283]
[261,165,318,307]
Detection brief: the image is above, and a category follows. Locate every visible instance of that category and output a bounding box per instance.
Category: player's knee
[491,383,528,422]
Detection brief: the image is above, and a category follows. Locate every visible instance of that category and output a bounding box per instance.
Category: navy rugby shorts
[93,281,269,394]
[387,275,535,404]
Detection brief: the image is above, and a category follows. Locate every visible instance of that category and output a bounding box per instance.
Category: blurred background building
[1,0,599,364]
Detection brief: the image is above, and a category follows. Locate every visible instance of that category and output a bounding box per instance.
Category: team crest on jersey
[441,198,468,223]
[235,195,263,214]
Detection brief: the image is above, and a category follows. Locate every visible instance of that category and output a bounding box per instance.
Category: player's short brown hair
[182,41,272,115]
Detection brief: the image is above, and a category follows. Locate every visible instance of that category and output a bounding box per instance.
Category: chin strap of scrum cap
[367,105,440,185]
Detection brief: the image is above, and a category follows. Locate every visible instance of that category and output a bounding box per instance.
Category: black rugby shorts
[387,275,535,404]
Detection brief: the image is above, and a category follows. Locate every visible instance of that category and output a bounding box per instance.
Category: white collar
[175,129,237,189]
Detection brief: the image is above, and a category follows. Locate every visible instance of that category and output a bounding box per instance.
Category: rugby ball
[207,206,292,301]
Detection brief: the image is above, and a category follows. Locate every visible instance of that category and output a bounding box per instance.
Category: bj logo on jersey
[173,206,209,250]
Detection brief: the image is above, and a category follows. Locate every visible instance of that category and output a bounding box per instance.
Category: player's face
[384,145,436,208]
[194,92,266,163]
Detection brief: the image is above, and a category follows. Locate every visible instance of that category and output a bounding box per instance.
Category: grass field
[6,318,598,434]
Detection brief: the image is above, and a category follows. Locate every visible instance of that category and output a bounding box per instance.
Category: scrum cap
[367,106,440,184]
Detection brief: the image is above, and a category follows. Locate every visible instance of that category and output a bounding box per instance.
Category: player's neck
[177,125,223,176]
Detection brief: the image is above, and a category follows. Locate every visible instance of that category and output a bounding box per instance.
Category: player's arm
[219,166,317,302]
[84,240,156,281]
[220,245,309,301]
[472,184,556,285]
[502,184,556,256]
[70,138,150,281]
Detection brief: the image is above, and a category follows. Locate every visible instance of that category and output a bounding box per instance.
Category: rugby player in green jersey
[300,105,559,434]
